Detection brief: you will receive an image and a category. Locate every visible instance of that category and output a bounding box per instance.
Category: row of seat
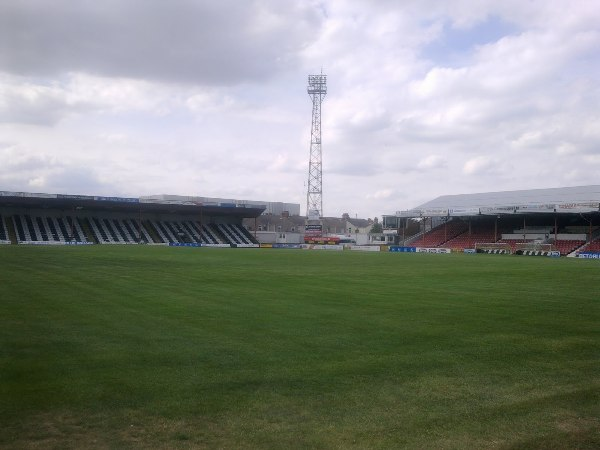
[5,213,258,246]
[150,220,220,245]
[578,238,600,253]
[84,217,257,245]
[413,219,594,255]
[216,223,255,246]
[11,214,87,243]
[414,220,468,247]
[445,231,498,249]
[0,214,9,243]
[87,217,150,244]
[553,240,586,255]
[0,214,9,241]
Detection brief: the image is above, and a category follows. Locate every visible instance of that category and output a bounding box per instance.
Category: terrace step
[6,215,17,244]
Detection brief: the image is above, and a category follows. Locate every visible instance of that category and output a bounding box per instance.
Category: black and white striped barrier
[478,249,509,254]
[515,250,561,257]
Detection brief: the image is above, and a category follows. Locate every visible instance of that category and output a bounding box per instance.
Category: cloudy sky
[1,0,599,218]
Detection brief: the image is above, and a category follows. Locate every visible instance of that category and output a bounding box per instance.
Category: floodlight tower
[306,73,327,221]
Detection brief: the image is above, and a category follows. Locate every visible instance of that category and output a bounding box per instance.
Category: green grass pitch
[1,246,598,449]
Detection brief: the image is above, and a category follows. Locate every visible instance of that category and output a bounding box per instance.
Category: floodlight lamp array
[307,75,327,95]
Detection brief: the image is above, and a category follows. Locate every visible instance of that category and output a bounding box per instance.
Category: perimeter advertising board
[304,224,322,236]
[557,202,600,213]
[578,252,600,259]
[389,246,416,252]
[0,191,57,198]
[417,248,451,253]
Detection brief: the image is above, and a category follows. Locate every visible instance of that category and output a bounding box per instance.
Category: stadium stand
[89,217,115,243]
[148,220,171,243]
[203,224,222,244]
[217,224,238,245]
[553,239,586,255]
[3,186,597,253]
[385,186,600,256]
[68,216,260,246]
[0,214,9,243]
[582,238,600,252]
[208,224,227,243]
[411,220,468,247]
[191,222,215,244]
[169,221,194,243]
[69,217,87,242]
[2,210,261,246]
[53,217,67,241]
[8,214,86,243]
[217,223,255,246]
[109,219,130,243]
[182,220,203,243]
[124,219,151,243]
[118,218,138,242]
[444,221,500,249]
[0,190,265,247]
[232,223,257,245]
[13,215,30,242]
[44,217,59,241]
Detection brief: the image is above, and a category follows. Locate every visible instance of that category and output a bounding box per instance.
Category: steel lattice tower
[306,73,327,219]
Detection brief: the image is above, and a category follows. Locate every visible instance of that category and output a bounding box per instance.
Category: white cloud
[1,0,599,218]
[462,156,495,175]
[367,189,394,200]
[417,155,446,170]
[0,0,322,84]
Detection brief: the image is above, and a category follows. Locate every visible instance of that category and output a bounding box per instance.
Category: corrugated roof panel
[416,185,600,210]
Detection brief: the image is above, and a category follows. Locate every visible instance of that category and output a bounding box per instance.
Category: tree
[370,217,383,234]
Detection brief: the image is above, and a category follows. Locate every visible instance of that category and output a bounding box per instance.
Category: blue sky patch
[422,15,518,67]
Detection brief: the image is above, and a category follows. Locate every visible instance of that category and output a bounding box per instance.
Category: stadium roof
[0,191,266,218]
[395,185,600,217]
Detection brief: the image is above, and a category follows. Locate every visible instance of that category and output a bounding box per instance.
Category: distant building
[140,195,300,216]
[243,215,380,245]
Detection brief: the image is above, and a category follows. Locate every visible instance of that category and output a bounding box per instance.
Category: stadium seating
[31,215,45,241]
[553,239,586,255]
[216,224,240,245]
[12,215,36,242]
[182,221,212,244]
[85,217,147,244]
[216,223,256,245]
[88,217,117,243]
[148,220,172,243]
[109,219,132,243]
[0,210,257,246]
[12,215,26,242]
[233,223,259,245]
[146,219,257,245]
[445,222,499,249]
[203,224,222,244]
[163,221,185,243]
[180,221,201,243]
[65,217,87,242]
[577,238,600,253]
[412,220,468,247]
[0,214,9,242]
[8,214,88,243]
[587,239,600,251]
[44,217,61,241]
[22,215,36,241]
[124,219,152,243]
